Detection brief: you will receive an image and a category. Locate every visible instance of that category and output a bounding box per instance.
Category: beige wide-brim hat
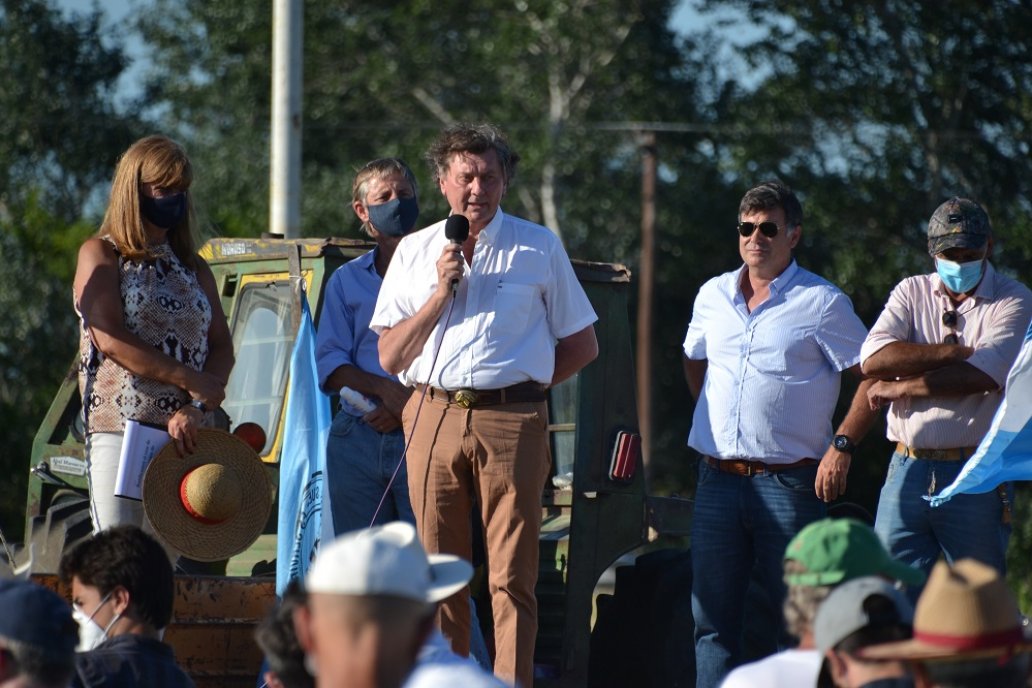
[860,558,1032,662]
[143,429,272,562]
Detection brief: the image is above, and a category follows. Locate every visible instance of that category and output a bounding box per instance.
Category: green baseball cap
[783,518,925,587]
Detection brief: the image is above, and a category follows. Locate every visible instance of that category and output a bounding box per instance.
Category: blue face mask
[140,192,187,229]
[366,196,419,237]
[936,256,985,294]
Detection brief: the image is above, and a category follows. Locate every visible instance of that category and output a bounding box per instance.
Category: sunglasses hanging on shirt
[942,309,960,344]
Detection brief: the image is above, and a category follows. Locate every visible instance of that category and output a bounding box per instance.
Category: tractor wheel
[25,490,92,573]
[589,548,695,687]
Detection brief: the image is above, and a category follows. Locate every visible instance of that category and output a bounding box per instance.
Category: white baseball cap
[306,522,472,604]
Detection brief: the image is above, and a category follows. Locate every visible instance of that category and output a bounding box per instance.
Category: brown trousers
[403,392,551,688]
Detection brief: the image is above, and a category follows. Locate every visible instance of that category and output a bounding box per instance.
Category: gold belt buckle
[454,389,477,409]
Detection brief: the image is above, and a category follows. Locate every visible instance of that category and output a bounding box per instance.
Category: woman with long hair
[73,135,234,535]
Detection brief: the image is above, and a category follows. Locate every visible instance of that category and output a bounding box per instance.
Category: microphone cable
[368,227,467,527]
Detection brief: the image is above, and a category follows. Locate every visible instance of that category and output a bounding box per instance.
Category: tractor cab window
[549,371,579,489]
[223,281,294,456]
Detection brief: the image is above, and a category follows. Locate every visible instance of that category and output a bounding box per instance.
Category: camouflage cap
[927,197,991,255]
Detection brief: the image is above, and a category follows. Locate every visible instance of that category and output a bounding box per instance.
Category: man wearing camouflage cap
[858,197,1032,596]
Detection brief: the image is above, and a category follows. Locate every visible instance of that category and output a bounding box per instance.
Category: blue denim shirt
[315,248,398,392]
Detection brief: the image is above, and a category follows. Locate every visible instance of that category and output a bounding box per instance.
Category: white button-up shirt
[860,262,1032,449]
[684,262,867,463]
[371,209,597,389]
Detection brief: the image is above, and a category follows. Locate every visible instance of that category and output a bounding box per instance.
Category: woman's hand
[168,405,203,456]
[185,369,227,409]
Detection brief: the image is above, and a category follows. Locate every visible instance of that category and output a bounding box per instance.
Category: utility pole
[637,131,656,484]
[270,0,303,238]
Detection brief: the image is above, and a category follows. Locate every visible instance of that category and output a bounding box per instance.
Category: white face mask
[72,592,121,652]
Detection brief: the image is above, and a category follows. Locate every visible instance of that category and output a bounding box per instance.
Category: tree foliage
[137,0,703,246]
[0,0,141,537]
[0,0,138,219]
[697,0,1032,311]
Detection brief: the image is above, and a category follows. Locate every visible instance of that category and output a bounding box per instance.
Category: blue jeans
[691,459,825,688]
[874,450,1011,604]
[325,410,414,535]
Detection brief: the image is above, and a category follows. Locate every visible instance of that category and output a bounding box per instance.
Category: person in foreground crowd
[257,563,501,688]
[293,521,502,688]
[860,557,1032,687]
[720,518,923,688]
[73,134,233,536]
[59,525,194,687]
[315,157,419,535]
[814,577,914,688]
[371,123,598,687]
[859,197,1032,597]
[0,579,78,688]
[255,581,314,688]
[683,180,877,687]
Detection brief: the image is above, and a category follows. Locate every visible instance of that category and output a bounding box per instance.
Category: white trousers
[85,432,178,562]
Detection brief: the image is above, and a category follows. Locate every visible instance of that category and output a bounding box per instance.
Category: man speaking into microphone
[371,123,598,687]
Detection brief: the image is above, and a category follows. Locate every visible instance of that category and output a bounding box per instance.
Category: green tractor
[22,236,694,687]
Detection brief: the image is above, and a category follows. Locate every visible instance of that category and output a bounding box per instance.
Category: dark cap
[0,580,78,655]
[927,197,991,255]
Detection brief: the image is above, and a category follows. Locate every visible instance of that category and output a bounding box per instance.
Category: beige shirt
[860,263,1032,449]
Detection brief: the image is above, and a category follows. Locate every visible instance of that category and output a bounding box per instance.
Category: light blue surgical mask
[936,256,985,294]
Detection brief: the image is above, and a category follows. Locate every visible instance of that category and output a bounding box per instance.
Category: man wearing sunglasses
[859,197,1032,599]
[683,180,876,688]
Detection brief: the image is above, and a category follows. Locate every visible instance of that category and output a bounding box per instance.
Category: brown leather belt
[419,381,547,409]
[895,442,978,462]
[702,455,818,477]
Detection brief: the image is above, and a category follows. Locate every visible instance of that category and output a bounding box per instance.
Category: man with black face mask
[314,158,420,535]
[859,197,1032,599]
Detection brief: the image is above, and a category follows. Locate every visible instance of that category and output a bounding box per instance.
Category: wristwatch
[832,434,856,454]
[188,399,208,413]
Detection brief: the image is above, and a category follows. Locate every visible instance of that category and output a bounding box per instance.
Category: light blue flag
[930,326,1032,506]
[276,294,332,595]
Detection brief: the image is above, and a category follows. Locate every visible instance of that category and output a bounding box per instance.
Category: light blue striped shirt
[683,261,867,462]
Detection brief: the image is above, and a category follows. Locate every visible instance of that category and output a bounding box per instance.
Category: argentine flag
[930,324,1032,506]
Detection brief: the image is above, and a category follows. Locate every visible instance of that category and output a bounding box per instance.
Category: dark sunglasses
[737,221,782,238]
[942,310,959,344]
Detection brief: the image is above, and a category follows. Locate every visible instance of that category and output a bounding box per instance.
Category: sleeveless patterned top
[77,238,212,432]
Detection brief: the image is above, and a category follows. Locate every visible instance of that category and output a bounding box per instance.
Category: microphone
[444,215,469,293]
